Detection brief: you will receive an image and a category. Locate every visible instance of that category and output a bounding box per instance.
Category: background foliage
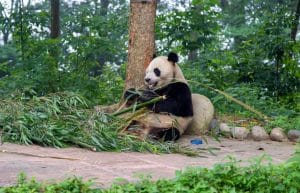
[0,0,299,148]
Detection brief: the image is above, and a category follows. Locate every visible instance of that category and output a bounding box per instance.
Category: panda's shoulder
[168,82,190,91]
[158,82,191,97]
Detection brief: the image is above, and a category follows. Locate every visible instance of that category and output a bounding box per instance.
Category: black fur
[149,127,180,141]
[123,88,140,105]
[167,52,179,63]
[124,82,192,141]
[151,82,193,117]
[124,82,193,117]
[154,68,161,77]
[124,88,158,105]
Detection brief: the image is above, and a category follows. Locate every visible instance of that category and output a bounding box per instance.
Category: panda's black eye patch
[154,68,161,77]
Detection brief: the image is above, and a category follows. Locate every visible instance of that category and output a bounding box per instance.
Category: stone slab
[0,136,296,188]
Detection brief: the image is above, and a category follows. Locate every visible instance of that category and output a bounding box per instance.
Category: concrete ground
[0,136,296,188]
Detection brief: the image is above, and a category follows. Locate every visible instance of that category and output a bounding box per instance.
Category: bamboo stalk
[187,80,269,121]
[111,95,166,116]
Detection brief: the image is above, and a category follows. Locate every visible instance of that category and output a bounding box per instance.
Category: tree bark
[50,0,60,39]
[188,50,197,62]
[220,0,228,9]
[125,0,157,90]
[92,0,109,76]
[100,0,109,16]
[1,0,14,44]
[49,0,60,92]
[291,0,300,41]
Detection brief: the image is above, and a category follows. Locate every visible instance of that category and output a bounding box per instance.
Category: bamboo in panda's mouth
[147,82,158,89]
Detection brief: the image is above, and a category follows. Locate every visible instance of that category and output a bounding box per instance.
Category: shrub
[1,159,299,193]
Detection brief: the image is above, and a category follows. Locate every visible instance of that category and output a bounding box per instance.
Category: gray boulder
[251,126,269,141]
[270,128,288,142]
[287,130,300,142]
[231,127,249,140]
[220,123,231,137]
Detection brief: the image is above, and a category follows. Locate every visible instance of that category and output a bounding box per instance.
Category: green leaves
[156,0,221,54]
[0,92,190,154]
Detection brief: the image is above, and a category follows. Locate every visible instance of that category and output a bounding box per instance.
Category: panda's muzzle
[145,79,158,89]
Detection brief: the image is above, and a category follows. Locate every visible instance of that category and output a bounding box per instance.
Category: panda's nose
[145,78,151,83]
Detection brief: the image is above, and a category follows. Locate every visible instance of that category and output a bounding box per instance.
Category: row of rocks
[219,123,300,142]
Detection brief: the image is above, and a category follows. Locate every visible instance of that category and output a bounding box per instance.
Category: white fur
[141,55,214,138]
[144,56,187,89]
[134,113,193,138]
[136,55,192,139]
[125,54,212,140]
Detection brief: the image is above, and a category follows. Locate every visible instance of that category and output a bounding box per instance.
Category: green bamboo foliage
[0,92,195,155]
[187,80,270,121]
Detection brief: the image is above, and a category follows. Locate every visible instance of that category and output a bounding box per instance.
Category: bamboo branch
[111,95,166,116]
[187,80,269,121]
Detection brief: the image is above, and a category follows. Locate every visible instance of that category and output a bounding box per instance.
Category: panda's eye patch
[154,68,161,77]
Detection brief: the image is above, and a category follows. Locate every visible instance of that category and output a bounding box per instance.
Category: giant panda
[123,52,214,140]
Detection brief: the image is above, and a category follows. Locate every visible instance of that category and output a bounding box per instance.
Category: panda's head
[145,52,184,89]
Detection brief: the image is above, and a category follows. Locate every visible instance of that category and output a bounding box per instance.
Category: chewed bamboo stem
[111,95,166,116]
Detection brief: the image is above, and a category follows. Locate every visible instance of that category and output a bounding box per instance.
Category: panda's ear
[152,53,157,59]
[167,52,179,63]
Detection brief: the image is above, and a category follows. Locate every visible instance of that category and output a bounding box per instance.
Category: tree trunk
[188,50,197,62]
[19,0,24,62]
[125,0,157,90]
[95,0,109,76]
[3,31,9,44]
[291,0,300,41]
[100,0,109,16]
[1,0,15,44]
[220,0,228,8]
[49,0,60,92]
[50,0,60,39]
[89,0,109,77]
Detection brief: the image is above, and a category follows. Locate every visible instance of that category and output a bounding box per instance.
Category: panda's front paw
[140,90,158,102]
[124,88,138,99]
[149,127,180,141]
[124,88,141,105]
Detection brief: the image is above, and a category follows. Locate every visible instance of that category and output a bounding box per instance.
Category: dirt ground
[0,136,296,188]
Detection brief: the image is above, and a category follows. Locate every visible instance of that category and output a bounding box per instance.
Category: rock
[270,128,288,142]
[220,123,231,133]
[231,127,249,140]
[210,119,219,130]
[287,130,300,142]
[219,123,231,138]
[185,94,214,135]
[207,118,220,135]
[251,126,269,141]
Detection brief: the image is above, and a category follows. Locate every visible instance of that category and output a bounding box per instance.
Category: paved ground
[0,136,296,188]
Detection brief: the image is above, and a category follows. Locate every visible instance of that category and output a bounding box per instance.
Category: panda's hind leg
[149,127,180,141]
